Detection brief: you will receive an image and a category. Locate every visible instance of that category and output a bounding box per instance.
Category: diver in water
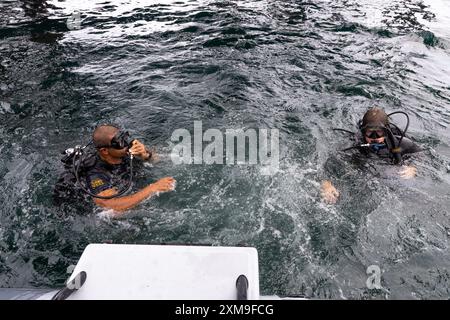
[54,125,176,215]
[321,107,422,204]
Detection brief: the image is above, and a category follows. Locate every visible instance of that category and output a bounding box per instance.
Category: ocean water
[0,0,449,299]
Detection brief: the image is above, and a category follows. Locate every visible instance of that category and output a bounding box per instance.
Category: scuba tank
[53,143,99,205]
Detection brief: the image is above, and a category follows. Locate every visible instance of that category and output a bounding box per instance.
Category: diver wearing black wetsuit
[53,125,175,216]
[355,108,421,161]
[320,107,422,204]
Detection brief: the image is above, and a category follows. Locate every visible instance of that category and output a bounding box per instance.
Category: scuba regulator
[60,130,135,199]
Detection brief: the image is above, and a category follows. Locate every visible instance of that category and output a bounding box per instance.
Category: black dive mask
[364,127,385,139]
[95,130,132,149]
[110,131,132,150]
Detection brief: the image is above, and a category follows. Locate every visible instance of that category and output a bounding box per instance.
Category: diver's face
[365,136,385,144]
[364,128,385,144]
[364,127,384,144]
[99,131,129,159]
[107,146,129,158]
[98,146,128,161]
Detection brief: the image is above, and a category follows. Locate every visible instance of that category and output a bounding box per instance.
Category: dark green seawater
[1,0,450,299]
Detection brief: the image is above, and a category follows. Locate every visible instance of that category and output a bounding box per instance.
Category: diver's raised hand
[150,177,176,193]
[320,180,340,204]
[129,139,151,160]
[399,165,417,179]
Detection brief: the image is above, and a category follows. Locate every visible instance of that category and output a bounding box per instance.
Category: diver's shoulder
[397,135,422,154]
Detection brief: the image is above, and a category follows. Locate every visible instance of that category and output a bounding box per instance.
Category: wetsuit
[84,155,130,195]
[53,152,132,204]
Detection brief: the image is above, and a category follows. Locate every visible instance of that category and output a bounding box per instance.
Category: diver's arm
[93,177,175,214]
[397,138,421,179]
[399,137,422,155]
[319,155,345,204]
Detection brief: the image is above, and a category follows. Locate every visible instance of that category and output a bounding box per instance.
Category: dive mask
[110,130,132,150]
[364,127,385,139]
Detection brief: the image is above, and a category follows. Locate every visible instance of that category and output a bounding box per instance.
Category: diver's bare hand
[320,180,340,204]
[129,139,151,160]
[399,165,417,179]
[150,177,176,193]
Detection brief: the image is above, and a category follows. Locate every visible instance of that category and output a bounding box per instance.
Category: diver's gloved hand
[320,180,340,204]
[150,177,176,193]
[399,165,417,179]
[129,139,152,160]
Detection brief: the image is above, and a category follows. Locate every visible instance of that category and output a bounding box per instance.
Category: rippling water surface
[1,0,450,299]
